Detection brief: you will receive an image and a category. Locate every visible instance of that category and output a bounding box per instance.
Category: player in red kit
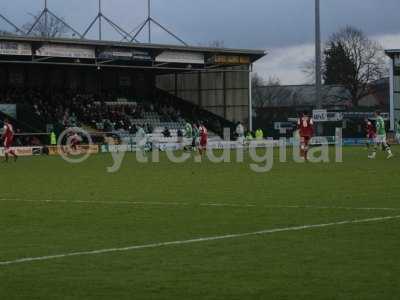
[199,122,208,156]
[70,132,80,151]
[297,112,314,161]
[365,118,376,150]
[68,131,82,154]
[2,119,18,162]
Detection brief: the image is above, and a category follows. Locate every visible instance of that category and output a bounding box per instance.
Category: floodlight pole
[98,0,102,40]
[148,0,151,43]
[249,64,253,131]
[44,0,48,37]
[315,0,323,133]
[315,0,322,108]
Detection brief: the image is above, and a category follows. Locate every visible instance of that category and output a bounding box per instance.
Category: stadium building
[253,79,390,139]
[0,35,265,138]
[386,49,400,130]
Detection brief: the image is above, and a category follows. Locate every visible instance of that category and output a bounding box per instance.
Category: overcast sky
[1,0,400,84]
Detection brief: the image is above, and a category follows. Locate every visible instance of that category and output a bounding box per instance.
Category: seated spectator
[30,136,42,146]
[162,127,171,138]
[177,129,183,138]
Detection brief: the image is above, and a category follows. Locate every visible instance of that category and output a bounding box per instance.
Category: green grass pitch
[0,147,399,299]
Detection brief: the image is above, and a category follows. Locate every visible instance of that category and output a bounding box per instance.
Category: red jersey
[70,133,81,145]
[199,125,208,147]
[3,123,14,148]
[199,126,208,139]
[366,121,376,139]
[297,117,314,137]
[3,123,14,140]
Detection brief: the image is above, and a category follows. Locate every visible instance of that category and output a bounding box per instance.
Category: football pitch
[0,147,399,299]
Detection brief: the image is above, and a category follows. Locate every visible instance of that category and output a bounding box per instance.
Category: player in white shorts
[369,111,393,159]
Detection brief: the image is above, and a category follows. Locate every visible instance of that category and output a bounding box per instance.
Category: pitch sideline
[1,215,399,266]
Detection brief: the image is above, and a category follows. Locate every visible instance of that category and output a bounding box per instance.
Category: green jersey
[50,132,57,145]
[193,127,200,139]
[185,123,193,138]
[396,122,400,134]
[136,127,146,139]
[246,133,254,141]
[375,116,386,135]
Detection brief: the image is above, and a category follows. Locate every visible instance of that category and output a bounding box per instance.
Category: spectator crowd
[0,87,186,134]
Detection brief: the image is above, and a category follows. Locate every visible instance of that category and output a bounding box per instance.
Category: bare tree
[252,75,286,108]
[252,73,266,108]
[22,12,68,38]
[266,76,281,86]
[251,72,266,89]
[328,26,387,106]
[300,58,319,84]
[302,25,387,107]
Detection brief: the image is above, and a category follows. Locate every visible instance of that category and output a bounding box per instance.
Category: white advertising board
[99,48,152,61]
[36,44,95,59]
[0,147,42,157]
[313,109,328,122]
[156,51,204,64]
[0,42,32,56]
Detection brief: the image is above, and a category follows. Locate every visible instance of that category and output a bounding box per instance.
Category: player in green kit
[192,123,200,152]
[183,121,193,151]
[184,121,192,139]
[368,111,393,159]
[396,119,400,144]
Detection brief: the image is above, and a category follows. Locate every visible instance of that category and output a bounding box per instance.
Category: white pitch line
[201,202,400,211]
[1,215,399,266]
[0,198,399,212]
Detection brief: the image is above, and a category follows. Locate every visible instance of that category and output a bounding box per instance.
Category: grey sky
[1,0,400,83]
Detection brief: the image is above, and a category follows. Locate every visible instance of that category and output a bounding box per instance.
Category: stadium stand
[0,35,264,148]
[0,85,232,146]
